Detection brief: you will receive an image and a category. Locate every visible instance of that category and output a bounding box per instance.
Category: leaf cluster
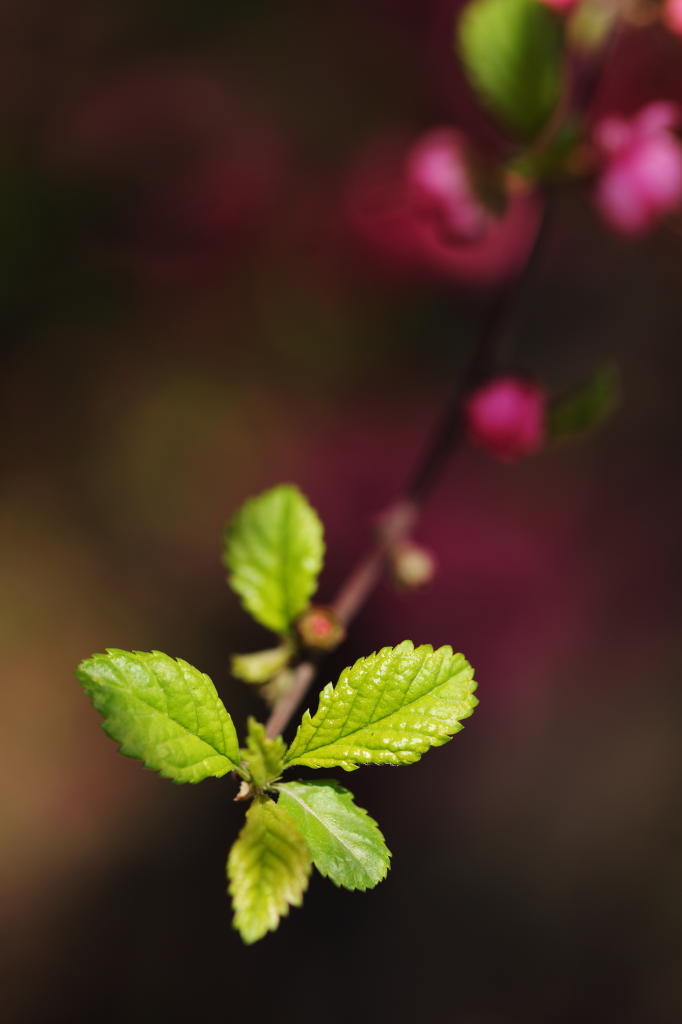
[549,366,619,441]
[76,485,478,943]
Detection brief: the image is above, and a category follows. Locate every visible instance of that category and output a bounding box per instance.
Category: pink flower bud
[465,377,546,462]
[405,128,490,243]
[295,606,346,651]
[594,102,682,235]
[663,0,682,36]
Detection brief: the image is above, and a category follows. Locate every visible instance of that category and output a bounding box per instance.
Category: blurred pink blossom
[345,135,541,286]
[50,65,235,171]
[48,64,287,282]
[593,102,682,235]
[405,128,490,242]
[465,377,546,462]
[663,0,682,36]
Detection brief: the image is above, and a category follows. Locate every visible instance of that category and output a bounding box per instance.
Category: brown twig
[263,0,622,741]
[264,198,554,739]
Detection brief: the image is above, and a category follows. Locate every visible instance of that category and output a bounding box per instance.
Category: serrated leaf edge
[223,483,325,635]
[283,639,478,770]
[227,798,312,944]
[276,780,391,891]
[77,648,243,782]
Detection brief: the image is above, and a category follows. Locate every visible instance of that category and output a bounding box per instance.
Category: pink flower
[593,102,682,235]
[345,134,542,287]
[465,377,546,462]
[405,128,490,243]
[663,0,682,36]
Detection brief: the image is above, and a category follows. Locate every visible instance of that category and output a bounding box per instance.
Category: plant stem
[265,198,553,739]
[263,0,617,741]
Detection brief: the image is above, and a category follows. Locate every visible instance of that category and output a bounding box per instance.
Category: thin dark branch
[263,5,621,740]
[265,196,554,739]
[407,196,553,504]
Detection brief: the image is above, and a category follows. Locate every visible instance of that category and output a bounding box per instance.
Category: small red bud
[296,606,346,651]
[390,541,436,590]
[465,376,546,463]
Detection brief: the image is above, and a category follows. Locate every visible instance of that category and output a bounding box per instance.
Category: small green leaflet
[227,798,311,944]
[223,483,325,635]
[457,0,564,141]
[241,718,286,790]
[77,649,242,783]
[277,780,390,891]
[231,642,293,684]
[284,641,477,771]
[549,366,619,441]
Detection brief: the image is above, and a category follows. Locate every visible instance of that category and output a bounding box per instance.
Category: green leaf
[457,0,564,141]
[283,641,477,772]
[77,649,241,783]
[241,718,286,790]
[227,798,311,944]
[231,642,293,684]
[277,780,390,891]
[549,366,619,440]
[223,483,325,635]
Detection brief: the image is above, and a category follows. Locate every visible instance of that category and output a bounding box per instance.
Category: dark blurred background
[2,2,682,1022]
